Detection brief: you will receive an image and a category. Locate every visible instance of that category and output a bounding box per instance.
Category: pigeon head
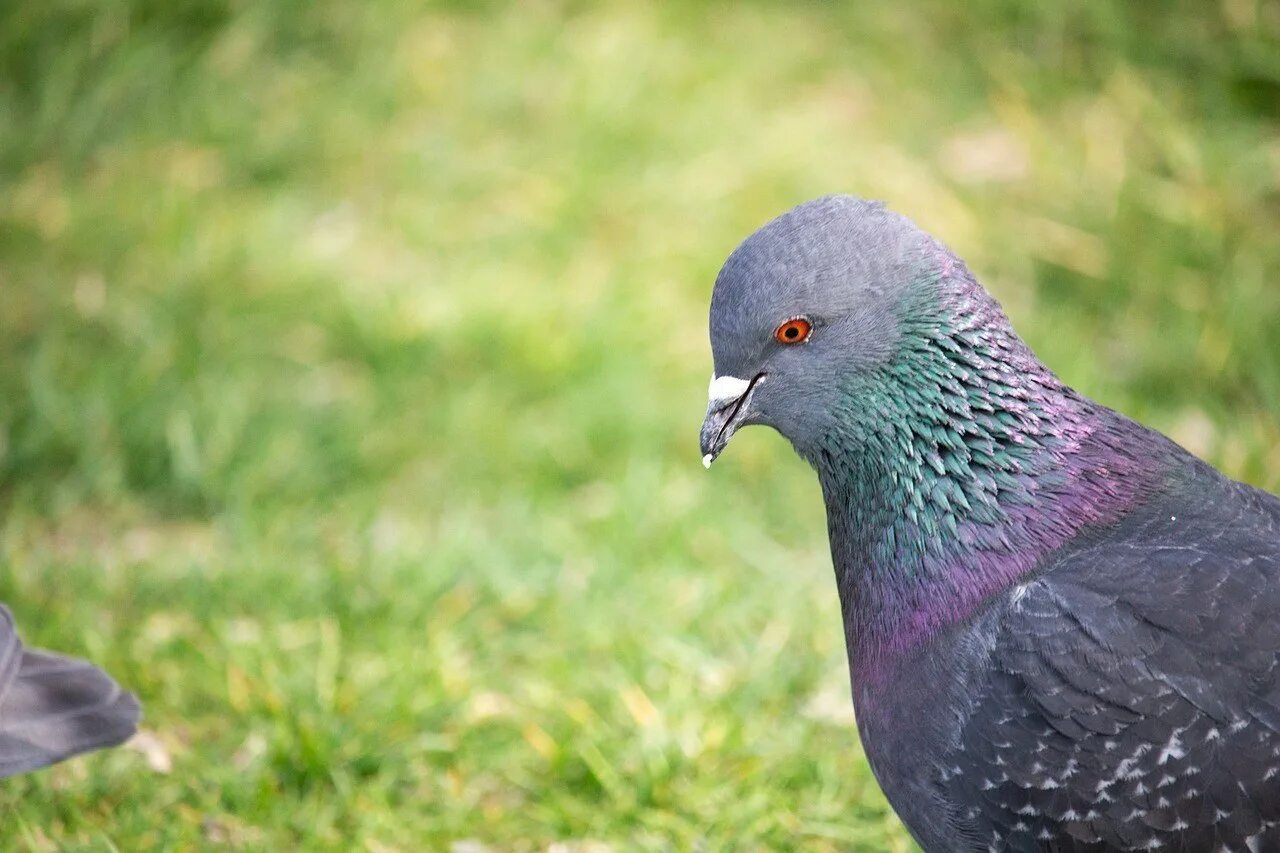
[699,195,944,467]
[700,195,1171,658]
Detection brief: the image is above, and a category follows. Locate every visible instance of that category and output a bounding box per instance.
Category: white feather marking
[1158,732,1185,765]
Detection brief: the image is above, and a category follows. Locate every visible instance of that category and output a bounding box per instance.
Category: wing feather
[940,476,1280,849]
[0,604,140,778]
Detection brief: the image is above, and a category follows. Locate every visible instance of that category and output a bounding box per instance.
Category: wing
[941,472,1280,851]
[0,604,140,778]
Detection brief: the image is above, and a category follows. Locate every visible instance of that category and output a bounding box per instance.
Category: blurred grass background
[1,0,1279,849]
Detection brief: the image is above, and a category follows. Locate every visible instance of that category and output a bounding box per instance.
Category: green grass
[1,1,1279,848]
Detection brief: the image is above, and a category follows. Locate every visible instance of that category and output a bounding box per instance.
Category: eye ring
[774,316,813,345]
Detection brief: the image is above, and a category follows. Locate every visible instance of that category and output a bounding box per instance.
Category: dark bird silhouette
[700,195,1280,850]
[0,605,139,778]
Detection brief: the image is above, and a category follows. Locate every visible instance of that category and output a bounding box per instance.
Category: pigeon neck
[811,271,1169,674]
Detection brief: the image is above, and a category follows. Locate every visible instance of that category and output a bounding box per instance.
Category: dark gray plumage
[0,604,139,778]
[700,195,1280,850]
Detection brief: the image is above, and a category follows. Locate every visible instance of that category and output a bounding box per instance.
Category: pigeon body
[0,604,139,778]
[700,196,1280,850]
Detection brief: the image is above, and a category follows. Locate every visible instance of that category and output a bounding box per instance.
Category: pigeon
[0,604,139,778]
[699,195,1280,851]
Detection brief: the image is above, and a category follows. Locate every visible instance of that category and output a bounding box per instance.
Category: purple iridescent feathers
[815,246,1174,671]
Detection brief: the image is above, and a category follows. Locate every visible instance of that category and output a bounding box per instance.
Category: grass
[1,1,1279,849]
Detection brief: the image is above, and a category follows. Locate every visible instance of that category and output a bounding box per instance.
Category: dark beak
[700,373,764,467]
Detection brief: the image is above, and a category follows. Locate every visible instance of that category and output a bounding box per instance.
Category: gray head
[699,195,948,466]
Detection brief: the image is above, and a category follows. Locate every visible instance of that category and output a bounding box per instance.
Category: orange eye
[774,317,812,344]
